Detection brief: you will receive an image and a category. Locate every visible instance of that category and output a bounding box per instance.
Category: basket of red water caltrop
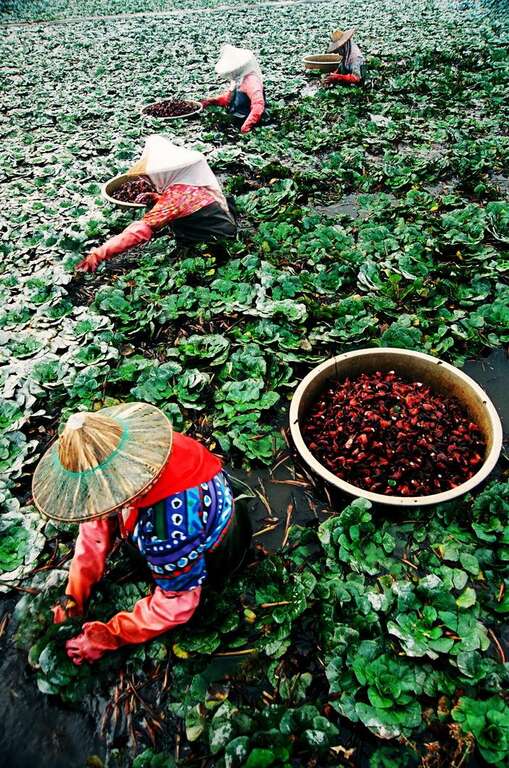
[140,98,203,120]
[101,173,153,210]
[289,348,503,507]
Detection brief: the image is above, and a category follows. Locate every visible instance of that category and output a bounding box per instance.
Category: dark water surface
[0,611,104,767]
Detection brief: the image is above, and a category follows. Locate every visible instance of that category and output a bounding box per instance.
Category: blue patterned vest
[132,471,234,591]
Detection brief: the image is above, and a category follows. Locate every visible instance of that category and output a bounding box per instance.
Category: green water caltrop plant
[452,697,509,766]
[11,480,509,765]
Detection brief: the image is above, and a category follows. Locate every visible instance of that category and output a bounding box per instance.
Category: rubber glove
[65,586,201,664]
[324,72,361,85]
[201,91,233,108]
[52,596,80,624]
[76,220,154,272]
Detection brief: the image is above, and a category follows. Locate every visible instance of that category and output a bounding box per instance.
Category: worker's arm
[142,185,215,229]
[239,73,265,133]
[65,586,202,664]
[76,220,154,273]
[201,89,233,108]
[324,72,361,85]
[52,517,116,622]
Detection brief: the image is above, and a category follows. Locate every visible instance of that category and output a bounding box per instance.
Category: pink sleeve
[240,73,265,133]
[202,90,233,108]
[66,517,116,613]
[91,220,153,263]
[142,185,214,229]
[66,587,202,662]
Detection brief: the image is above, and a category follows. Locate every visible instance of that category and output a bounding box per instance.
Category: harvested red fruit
[144,99,199,118]
[111,176,156,204]
[302,370,486,496]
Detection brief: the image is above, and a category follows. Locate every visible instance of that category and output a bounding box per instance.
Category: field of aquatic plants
[1,0,509,766]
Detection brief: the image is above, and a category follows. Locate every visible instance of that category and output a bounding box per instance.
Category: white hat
[215,44,262,84]
[127,135,222,195]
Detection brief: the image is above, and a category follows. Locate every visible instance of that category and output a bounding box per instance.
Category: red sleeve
[202,89,233,108]
[90,221,153,263]
[65,517,116,613]
[325,73,361,85]
[240,73,265,133]
[142,185,215,229]
[66,586,202,663]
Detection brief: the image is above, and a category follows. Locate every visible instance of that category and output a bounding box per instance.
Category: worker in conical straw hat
[201,44,267,133]
[76,135,237,273]
[32,402,251,665]
[323,28,365,86]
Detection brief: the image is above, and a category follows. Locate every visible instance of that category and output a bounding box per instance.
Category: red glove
[201,91,233,109]
[65,586,201,664]
[240,73,265,133]
[76,220,154,272]
[52,595,81,624]
[324,73,361,86]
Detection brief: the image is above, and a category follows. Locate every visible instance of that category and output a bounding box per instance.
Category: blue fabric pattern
[228,88,268,120]
[132,471,234,591]
[228,88,251,118]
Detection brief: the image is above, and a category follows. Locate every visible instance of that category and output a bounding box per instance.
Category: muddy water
[463,348,509,437]
[313,192,372,220]
[0,351,507,768]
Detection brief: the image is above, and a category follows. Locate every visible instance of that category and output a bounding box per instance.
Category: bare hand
[135,191,159,206]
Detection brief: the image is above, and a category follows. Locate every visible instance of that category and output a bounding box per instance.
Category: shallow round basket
[303,53,341,72]
[140,99,203,120]
[289,348,503,507]
[101,174,146,210]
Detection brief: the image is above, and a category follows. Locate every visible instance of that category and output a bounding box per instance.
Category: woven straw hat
[32,402,173,523]
[328,28,355,53]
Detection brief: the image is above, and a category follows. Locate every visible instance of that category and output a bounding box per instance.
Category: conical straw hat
[125,135,220,195]
[127,135,203,179]
[32,402,173,523]
[214,44,260,81]
[328,28,355,53]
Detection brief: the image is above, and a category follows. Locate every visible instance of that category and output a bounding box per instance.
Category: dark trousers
[205,501,252,590]
[172,201,237,245]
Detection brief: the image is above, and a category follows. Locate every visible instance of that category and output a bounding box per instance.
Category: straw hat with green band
[328,28,355,53]
[32,402,173,523]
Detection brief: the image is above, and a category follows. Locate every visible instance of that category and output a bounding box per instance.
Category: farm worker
[31,402,251,665]
[201,44,266,133]
[76,135,236,273]
[324,29,364,86]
